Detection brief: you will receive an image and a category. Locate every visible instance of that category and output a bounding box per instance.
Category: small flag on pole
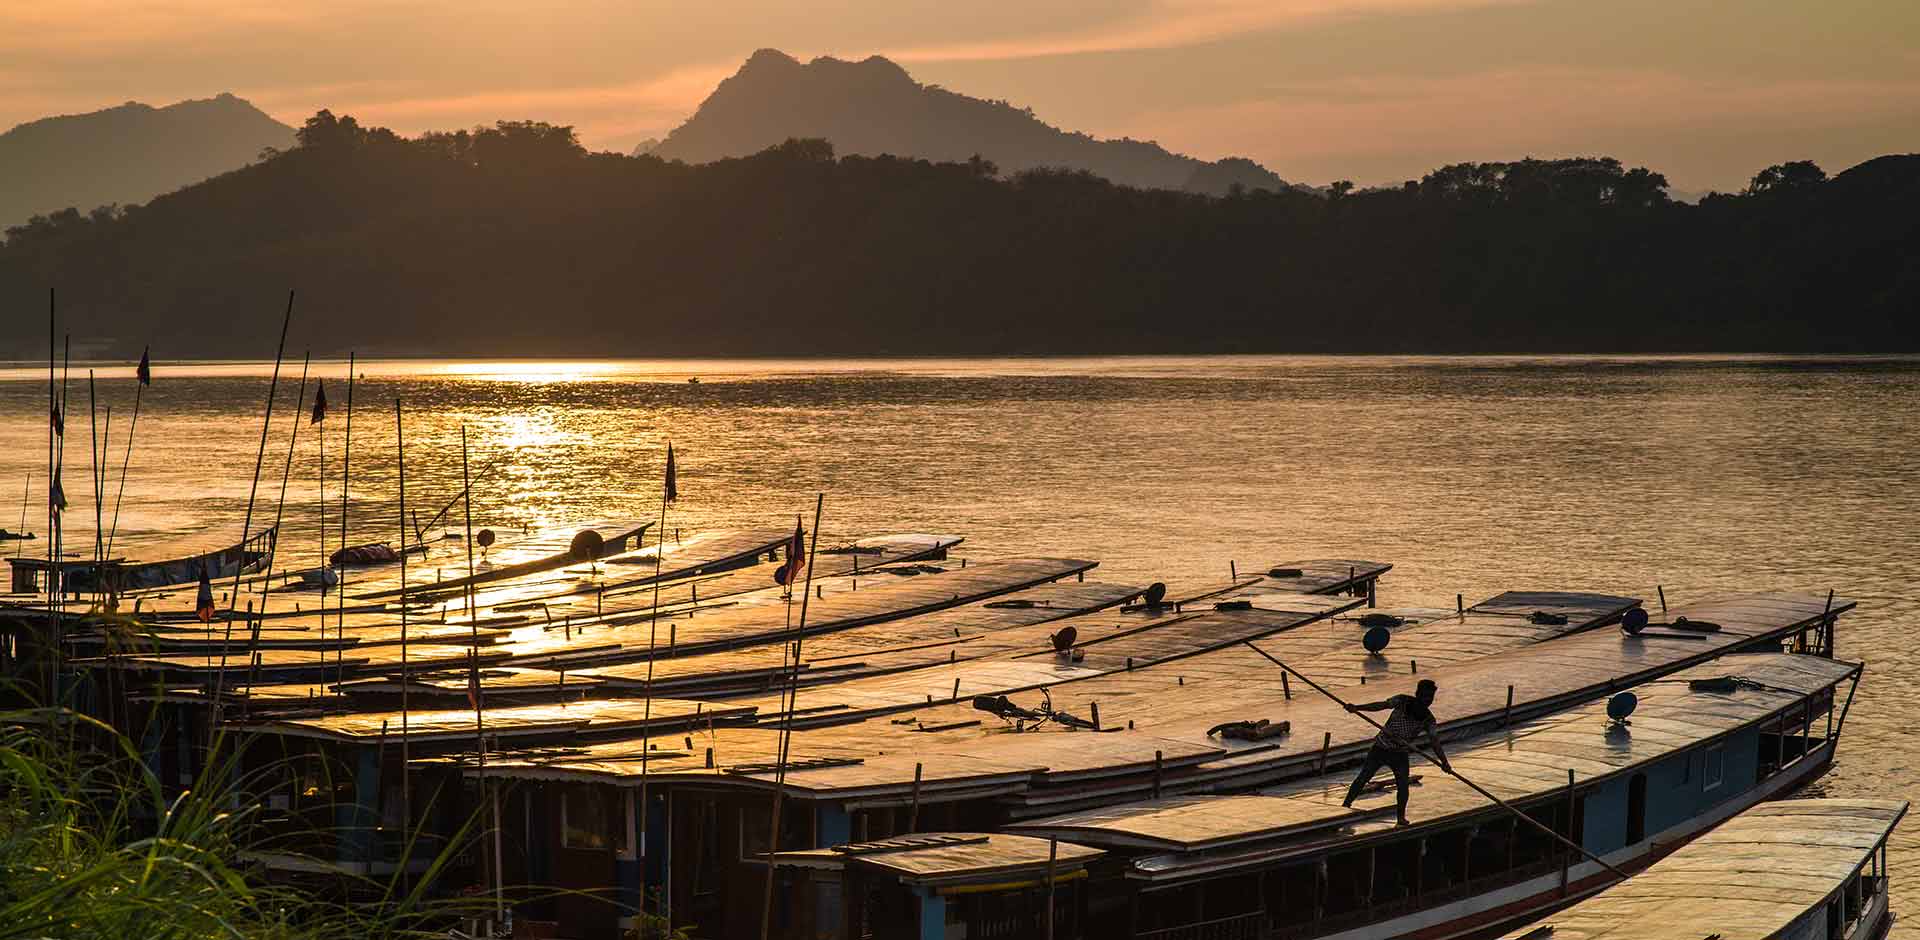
[49,470,66,512]
[774,517,807,586]
[136,347,151,386]
[311,380,327,425]
[195,568,216,623]
[466,649,484,713]
[50,404,63,437]
[664,442,677,502]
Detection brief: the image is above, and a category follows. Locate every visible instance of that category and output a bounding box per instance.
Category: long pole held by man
[1240,641,1628,880]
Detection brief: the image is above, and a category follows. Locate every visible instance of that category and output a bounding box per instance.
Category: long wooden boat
[354,519,651,599]
[5,525,276,594]
[1495,798,1905,940]
[1004,652,1862,940]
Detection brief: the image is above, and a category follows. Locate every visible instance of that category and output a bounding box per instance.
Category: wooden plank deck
[1496,799,1907,940]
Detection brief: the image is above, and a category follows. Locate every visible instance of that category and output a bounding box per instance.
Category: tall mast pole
[104,347,148,563]
[255,352,309,615]
[395,397,412,862]
[759,493,824,940]
[209,291,292,745]
[336,353,354,685]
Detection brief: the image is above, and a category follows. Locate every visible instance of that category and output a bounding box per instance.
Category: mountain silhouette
[651,49,1289,195]
[0,93,294,228]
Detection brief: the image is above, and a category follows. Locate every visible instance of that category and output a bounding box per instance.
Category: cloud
[884,0,1528,63]
[1110,66,1920,186]
[247,64,733,142]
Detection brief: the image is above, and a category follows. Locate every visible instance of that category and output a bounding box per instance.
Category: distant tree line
[1,110,1914,356]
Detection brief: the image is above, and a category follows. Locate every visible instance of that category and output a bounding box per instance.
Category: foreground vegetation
[2,111,1915,356]
[0,709,469,940]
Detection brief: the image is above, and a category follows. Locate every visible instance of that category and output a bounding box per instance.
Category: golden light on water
[422,360,630,384]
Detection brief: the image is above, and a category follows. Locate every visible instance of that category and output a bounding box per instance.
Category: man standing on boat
[1341,678,1450,825]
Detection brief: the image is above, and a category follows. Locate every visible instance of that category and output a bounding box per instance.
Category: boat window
[1703,745,1725,790]
[1323,849,1369,917]
[615,791,636,860]
[562,785,609,849]
[1626,773,1647,845]
[740,801,813,860]
[1372,840,1420,909]
[1421,828,1468,897]
[1263,861,1318,928]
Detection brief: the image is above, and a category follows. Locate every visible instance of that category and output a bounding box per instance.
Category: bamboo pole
[336,353,354,687]
[14,473,29,561]
[459,424,499,923]
[86,372,101,573]
[103,349,146,563]
[317,377,326,646]
[1238,640,1627,880]
[255,352,310,615]
[211,292,293,741]
[395,397,412,862]
[760,494,824,940]
[637,441,673,924]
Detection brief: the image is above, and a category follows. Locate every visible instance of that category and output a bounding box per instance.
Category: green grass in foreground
[0,708,480,940]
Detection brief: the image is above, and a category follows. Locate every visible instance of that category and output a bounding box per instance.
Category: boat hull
[1320,737,1838,940]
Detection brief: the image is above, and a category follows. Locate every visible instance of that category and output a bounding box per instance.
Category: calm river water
[2,355,1916,923]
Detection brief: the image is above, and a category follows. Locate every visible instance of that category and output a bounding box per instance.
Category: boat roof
[773,832,1104,887]
[488,556,1099,666]
[1212,559,1392,597]
[574,579,1145,692]
[1498,799,1908,940]
[232,695,753,744]
[456,592,1844,806]
[730,593,1364,729]
[1004,653,1859,879]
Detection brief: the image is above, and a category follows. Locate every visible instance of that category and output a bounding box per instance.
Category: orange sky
[3,0,1915,190]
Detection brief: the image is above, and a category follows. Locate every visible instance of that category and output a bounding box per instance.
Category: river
[2,354,1915,925]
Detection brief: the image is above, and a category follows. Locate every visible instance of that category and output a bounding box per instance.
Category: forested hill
[650,49,1289,196]
[2,113,1915,358]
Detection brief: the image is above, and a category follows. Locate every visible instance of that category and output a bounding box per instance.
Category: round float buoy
[1621,608,1649,635]
[570,529,605,561]
[1607,691,1638,722]
[1051,625,1078,652]
[1363,625,1392,654]
[1143,582,1167,606]
[477,529,496,549]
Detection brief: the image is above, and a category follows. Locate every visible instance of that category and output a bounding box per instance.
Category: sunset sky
[4,0,1915,191]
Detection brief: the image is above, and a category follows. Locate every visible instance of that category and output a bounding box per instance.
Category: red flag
[310,380,327,424]
[136,347,151,386]
[773,517,806,586]
[663,442,677,502]
[195,568,216,623]
[466,649,485,714]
